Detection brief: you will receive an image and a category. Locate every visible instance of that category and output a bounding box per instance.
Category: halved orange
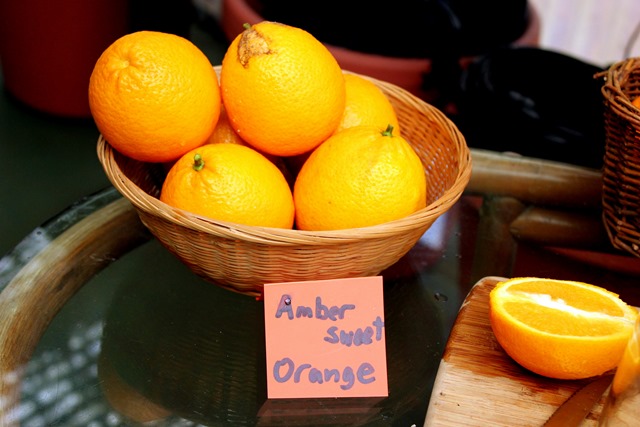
[489,277,638,380]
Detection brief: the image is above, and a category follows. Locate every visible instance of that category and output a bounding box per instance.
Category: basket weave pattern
[601,58,640,257]
[97,71,471,296]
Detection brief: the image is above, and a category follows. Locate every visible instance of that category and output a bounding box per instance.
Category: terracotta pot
[220,0,540,101]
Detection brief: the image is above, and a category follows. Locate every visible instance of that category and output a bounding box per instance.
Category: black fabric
[455,47,606,169]
[129,0,197,37]
[258,0,529,58]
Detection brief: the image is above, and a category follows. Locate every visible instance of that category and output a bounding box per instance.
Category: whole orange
[89,31,220,163]
[206,103,295,187]
[335,73,400,134]
[220,21,346,157]
[160,143,294,229]
[294,124,427,231]
[207,104,247,146]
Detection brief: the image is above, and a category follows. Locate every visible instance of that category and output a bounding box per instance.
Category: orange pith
[490,277,638,380]
[220,21,346,157]
[89,31,220,163]
[508,281,626,315]
[502,300,627,336]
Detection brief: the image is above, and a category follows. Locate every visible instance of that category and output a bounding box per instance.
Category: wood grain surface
[425,276,607,427]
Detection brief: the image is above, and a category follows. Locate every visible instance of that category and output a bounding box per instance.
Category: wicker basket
[97,70,471,297]
[600,58,640,257]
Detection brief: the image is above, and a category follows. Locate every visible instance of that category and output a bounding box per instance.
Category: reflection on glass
[97,243,444,425]
[1,187,465,426]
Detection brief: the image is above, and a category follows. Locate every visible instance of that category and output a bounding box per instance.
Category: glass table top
[0,186,467,426]
[1,180,639,426]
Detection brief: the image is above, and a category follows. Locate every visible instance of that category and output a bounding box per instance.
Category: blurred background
[1,0,640,257]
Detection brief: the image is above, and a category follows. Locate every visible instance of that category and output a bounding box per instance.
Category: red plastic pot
[0,0,129,117]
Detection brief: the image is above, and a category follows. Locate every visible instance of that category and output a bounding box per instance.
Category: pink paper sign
[263,276,388,399]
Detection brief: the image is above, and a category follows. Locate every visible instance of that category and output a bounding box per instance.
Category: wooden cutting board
[425,276,606,427]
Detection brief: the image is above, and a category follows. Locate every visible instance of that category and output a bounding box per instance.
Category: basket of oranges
[94,24,471,297]
[600,57,640,258]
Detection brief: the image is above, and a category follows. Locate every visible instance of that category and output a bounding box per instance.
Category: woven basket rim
[98,136,471,245]
[600,57,640,124]
[96,72,472,247]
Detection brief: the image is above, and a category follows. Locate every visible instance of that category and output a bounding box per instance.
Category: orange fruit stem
[192,153,205,171]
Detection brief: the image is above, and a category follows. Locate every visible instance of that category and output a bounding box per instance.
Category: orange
[632,96,640,109]
[293,124,427,231]
[207,104,247,146]
[220,21,346,157]
[335,73,400,134]
[611,320,640,396]
[89,31,220,163]
[206,104,295,187]
[160,143,294,229]
[489,277,639,380]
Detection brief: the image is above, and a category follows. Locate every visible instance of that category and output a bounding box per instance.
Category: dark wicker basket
[600,57,640,257]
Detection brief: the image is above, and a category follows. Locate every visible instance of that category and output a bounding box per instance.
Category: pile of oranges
[88,22,427,231]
